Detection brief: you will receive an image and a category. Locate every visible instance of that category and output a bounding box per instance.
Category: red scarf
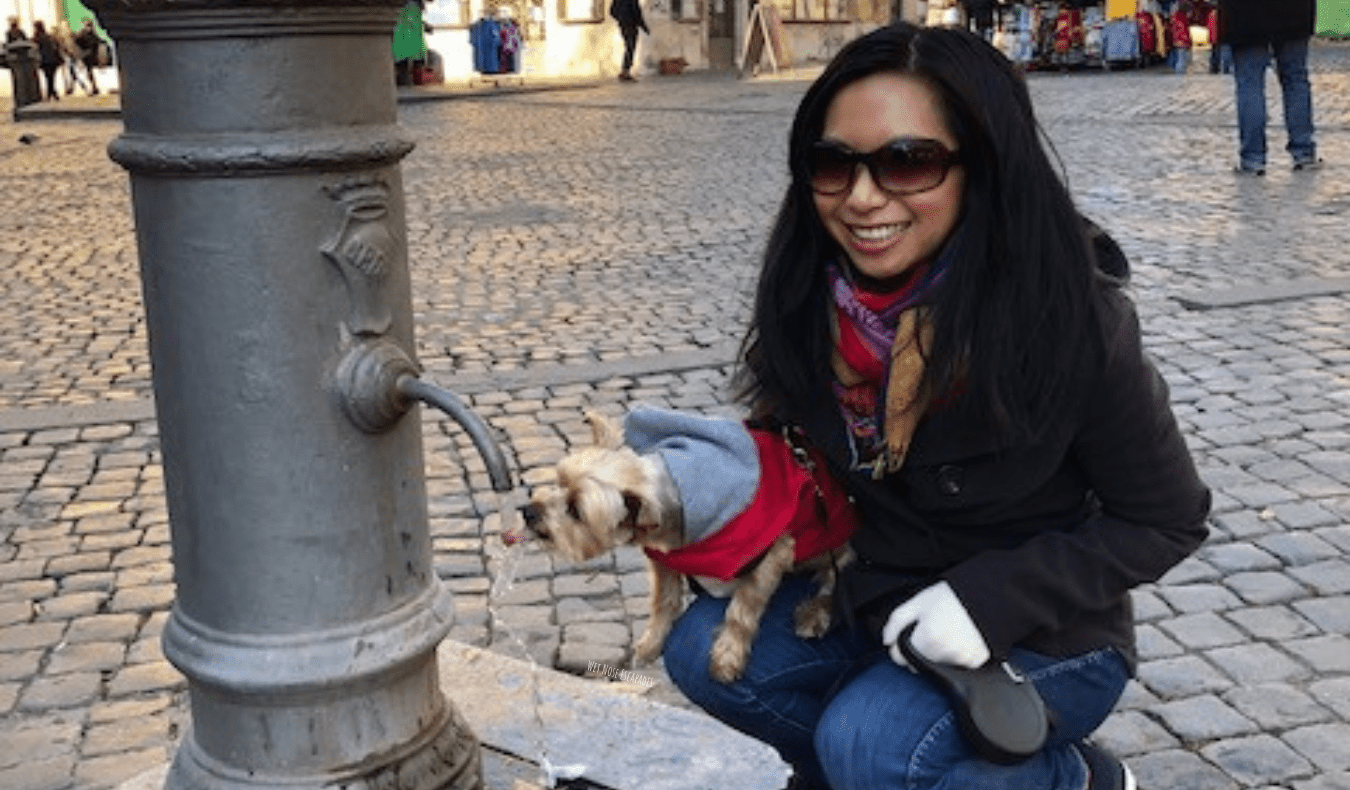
[829,261,939,476]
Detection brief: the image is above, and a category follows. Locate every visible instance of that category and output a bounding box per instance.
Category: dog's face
[517,412,663,562]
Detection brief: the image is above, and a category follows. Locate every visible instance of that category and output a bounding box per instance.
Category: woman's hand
[882,581,991,669]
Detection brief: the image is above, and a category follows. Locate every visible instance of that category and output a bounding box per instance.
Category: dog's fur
[520,411,852,683]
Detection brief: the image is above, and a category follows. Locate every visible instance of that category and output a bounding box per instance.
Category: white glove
[882,581,991,670]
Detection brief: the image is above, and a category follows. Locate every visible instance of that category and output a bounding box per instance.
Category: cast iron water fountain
[82,0,542,787]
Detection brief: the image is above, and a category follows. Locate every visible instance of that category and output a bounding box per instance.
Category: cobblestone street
[3,41,1350,790]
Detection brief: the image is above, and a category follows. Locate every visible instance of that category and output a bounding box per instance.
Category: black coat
[1217,0,1315,48]
[34,31,60,67]
[609,0,648,32]
[799,239,1210,668]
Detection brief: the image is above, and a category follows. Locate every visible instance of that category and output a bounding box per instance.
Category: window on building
[559,0,605,22]
[482,0,547,38]
[427,0,472,28]
[670,0,702,21]
[769,0,886,22]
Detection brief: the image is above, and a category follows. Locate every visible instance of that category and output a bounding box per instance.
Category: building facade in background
[427,0,922,80]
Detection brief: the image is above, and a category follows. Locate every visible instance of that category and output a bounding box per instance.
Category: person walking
[73,18,103,95]
[964,0,995,41]
[1206,3,1232,74]
[1218,0,1319,174]
[1167,1,1193,73]
[53,20,88,95]
[609,0,648,82]
[31,21,61,101]
[661,21,1210,790]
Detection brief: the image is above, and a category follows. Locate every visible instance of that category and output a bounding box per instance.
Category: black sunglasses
[808,138,961,197]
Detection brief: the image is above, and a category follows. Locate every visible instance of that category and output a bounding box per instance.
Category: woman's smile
[849,222,908,243]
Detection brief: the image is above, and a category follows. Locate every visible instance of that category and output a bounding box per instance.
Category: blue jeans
[664,576,1132,789]
[1232,38,1317,169]
[1210,44,1233,74]
[1169,47,1191,74]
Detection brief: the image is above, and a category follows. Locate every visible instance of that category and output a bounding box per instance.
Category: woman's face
[813,72,965,289]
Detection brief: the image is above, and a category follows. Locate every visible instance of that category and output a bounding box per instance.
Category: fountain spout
[397,374,514,493]
[335,339,514,494]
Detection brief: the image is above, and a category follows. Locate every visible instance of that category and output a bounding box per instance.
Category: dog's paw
[793,597,833,639]
[708,634,749,683]
[633,632,664,664]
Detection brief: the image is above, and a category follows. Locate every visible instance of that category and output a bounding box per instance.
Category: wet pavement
[3,41,1350,790]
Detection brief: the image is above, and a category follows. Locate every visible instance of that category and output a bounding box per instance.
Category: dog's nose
[519,502,548,537]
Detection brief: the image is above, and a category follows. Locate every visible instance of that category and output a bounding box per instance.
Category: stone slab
[1176,278,1350,311]
[438,640,790,790]
[115,640,789,790]
[115,748,561,790]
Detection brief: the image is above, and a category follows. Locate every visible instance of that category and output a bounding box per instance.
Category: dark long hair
[737,22,1105,444]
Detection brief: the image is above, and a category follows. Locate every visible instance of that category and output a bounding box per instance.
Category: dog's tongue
[490,491,529,597]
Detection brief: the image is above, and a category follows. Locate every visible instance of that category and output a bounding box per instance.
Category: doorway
[708,0,735,69]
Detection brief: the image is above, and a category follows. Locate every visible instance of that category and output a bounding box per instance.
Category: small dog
[516,408,857,683]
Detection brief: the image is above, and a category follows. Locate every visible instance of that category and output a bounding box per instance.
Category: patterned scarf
[829,259,945,477]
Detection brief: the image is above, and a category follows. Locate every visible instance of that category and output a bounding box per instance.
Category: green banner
[1320,0,1350,36]
[62,0,108,36]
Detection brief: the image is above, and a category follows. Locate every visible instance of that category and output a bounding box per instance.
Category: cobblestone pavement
[4,40,1350,790]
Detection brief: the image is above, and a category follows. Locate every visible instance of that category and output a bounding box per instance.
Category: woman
[662,23,1209,790]
[53,20,89,96]
[31,21,61,101]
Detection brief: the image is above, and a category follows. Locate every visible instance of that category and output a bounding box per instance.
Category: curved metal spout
[396,375,514,493]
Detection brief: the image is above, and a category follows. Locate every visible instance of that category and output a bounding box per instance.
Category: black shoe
[1077,742,1136,790]
[1293,158,1324,171]
[1233,165,1265,177]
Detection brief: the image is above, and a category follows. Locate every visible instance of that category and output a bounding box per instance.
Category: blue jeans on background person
[663,575,1133,790]
[1232,37,1317,171]
[1210,43,1233,74]
[1169,46,1191,73]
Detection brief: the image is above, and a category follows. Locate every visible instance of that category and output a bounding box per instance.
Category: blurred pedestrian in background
[1206,3,1232,74]
[610,0,648,82]
[74,18,103,95]
[1218,0,1319,174]
[1168,0,1192,73]
[6,16,26,43]
[31,20,61,100]
[53,20,88,95]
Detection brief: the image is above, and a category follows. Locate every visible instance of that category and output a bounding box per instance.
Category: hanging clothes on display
[992,1,1172,72]
[470,15,501,74]
[498,17,522,73]
[1052,4,1085,68]
[469,13,522,75]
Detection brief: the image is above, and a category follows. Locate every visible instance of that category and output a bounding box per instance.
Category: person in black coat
[609,0,648,81]
[73,18,103,95]
[964,0,996,41]
[660,23,1209,790]
[31,21,61,101]
[1218,0,1318,173]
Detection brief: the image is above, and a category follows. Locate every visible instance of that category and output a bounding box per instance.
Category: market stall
[924,0,1208,73]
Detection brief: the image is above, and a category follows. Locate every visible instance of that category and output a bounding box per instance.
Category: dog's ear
[583,410,624,449]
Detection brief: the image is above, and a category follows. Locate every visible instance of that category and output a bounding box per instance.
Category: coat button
[935,465,964,496]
